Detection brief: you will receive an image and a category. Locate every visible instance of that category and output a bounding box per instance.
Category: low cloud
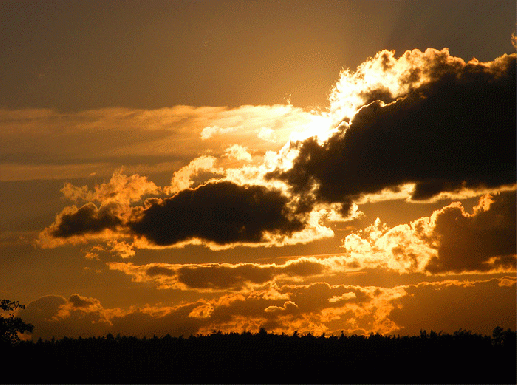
[20,295,111,339]
[19,275,516,340]
[61,170,161,206]
[425,192,516,273]
[38,172,340,250]
[390,277,517,336]
[167,155,221,194]
[33,48,517,257]
[189,282,395,336]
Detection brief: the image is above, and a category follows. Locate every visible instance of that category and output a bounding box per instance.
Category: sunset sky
[1,0,515,340]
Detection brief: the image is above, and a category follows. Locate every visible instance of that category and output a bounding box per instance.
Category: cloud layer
[109,257,328,291]
[25,48,515,342]
[0,104,324,181]
[19,275,516,340]
[36,49,515,252]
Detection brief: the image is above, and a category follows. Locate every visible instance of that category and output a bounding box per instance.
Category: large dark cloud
[130,181,303,246]
[270,52,516,211]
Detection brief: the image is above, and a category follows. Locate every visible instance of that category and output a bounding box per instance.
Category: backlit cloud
[19,275,516,340]
[37,173,346,251]
[129,181,304,246]
[271,49,516,212]
[343,191,516,274]
[425,192,516,273]
[61,170,161,205]
[38,203,124,248]
[37,49,515,253]
[390,276,517,336]
[3,0,516,350]
[0,104,324,181]
[109,257,327,291]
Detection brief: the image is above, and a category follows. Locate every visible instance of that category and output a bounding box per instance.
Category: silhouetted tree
[0,300,33,345]
[492,325,516,347]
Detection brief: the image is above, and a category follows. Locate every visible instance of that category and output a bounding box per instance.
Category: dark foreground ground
[3,328,516,384]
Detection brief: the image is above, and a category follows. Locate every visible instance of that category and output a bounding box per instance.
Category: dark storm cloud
[51,203,122,238]
[270,53,516,212]
[130,181,303,246]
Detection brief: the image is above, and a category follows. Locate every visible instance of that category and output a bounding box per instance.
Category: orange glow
[3,6,514,342]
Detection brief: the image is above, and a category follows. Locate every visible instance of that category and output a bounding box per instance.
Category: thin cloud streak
[0,105,323,181]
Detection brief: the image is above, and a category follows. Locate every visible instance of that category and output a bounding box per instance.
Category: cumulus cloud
[270,49,516,211]
[37,171,161,249]
[342,191,517,274]
[38,173,340,251]
[425,191,516,273]
[61,170,161,205]
[129,181,304,246]
[225,144,253,161]
[34,48,516,255]
[167,155,221,194]
[45,203,123,239]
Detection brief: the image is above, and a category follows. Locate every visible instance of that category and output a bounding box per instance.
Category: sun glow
[287,111,335,144]
[329,48,466,126]
[285,48,463,148]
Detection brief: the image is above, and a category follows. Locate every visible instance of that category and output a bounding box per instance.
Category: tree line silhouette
[2,326,516,383]
[1,299,516,383]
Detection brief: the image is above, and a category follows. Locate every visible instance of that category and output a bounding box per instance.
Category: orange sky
[1,0,515,340]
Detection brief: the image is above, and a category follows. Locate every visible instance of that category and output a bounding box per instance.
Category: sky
[1,0,516,340]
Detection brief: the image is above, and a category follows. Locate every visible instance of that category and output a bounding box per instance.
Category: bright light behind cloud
[10,43,515,342]
[329,48,467,126]
[287,111,334,143]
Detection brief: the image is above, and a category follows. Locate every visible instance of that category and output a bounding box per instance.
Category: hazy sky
[1,0,515,340]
